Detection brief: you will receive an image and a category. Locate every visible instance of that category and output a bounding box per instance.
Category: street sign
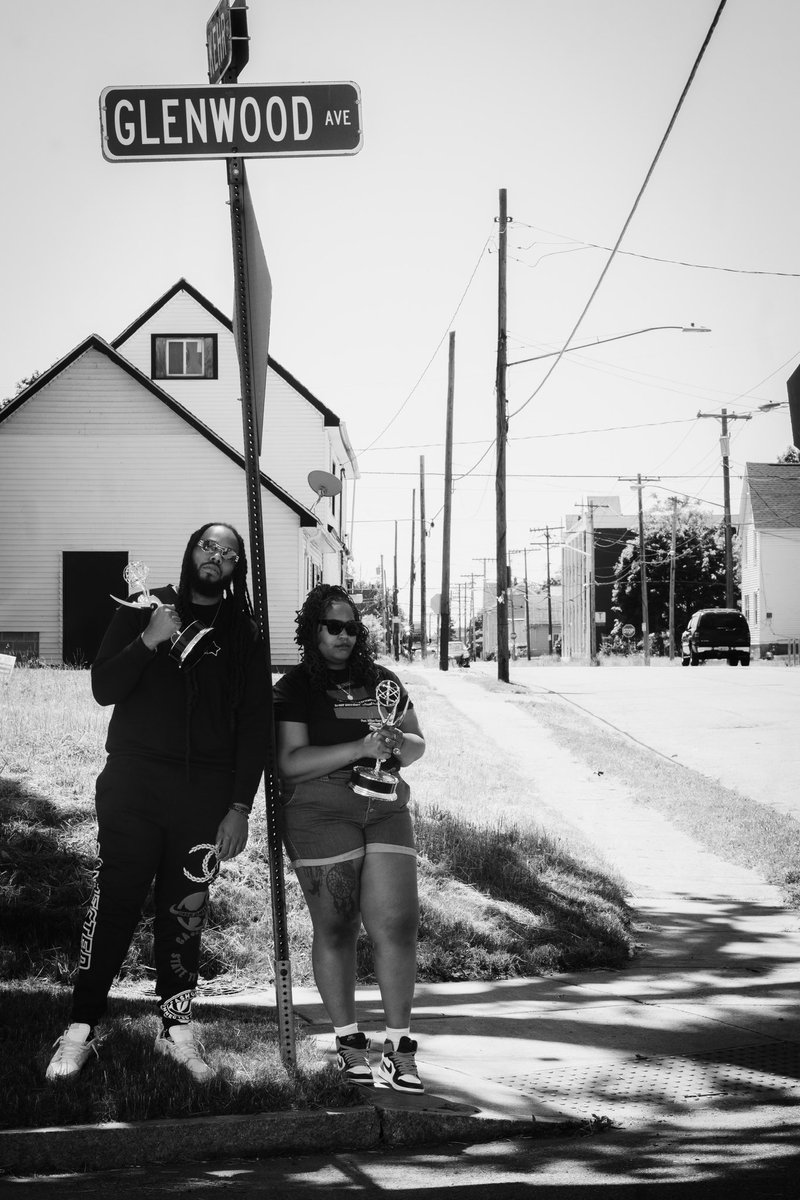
[99,82,363,161]
[622,623,636,638]
[206,0,232,83]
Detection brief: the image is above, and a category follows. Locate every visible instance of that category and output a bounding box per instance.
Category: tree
[777,445,800,463]
[610,498,730,637]
[1,371,41,410]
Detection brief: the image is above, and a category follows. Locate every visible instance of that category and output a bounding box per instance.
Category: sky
[3,0,799,618]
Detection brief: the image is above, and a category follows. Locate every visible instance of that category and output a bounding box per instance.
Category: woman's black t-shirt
[273,663,411,772]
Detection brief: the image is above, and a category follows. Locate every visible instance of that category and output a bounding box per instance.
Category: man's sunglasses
[196,538,240,563]
[319,619,359,637]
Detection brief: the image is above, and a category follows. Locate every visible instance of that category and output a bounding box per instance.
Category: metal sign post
[226,152,295,1067]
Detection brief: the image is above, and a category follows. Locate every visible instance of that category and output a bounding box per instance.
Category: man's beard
[192,563,226,599]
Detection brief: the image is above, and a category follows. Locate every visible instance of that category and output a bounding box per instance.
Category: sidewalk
[4,663,800,1178]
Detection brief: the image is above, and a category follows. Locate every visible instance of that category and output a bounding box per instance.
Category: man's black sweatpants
[71,754,234,1028]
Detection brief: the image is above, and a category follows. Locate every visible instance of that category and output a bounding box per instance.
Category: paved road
[467,656,800,821]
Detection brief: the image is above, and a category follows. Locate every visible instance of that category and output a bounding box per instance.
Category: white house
[0,280,358,668]
[739,462,800,656]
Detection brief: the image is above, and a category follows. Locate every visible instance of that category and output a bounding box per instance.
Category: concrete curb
[0,1105,536,1175]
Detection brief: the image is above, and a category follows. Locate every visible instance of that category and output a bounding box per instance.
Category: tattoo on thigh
[325,862,358,917]
[303,863,358,917]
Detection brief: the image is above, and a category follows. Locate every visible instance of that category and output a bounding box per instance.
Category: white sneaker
[46,1023,100,1081]
[155,1024,214,1082]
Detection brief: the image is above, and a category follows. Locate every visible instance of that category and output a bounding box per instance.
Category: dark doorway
[63,551,128,665]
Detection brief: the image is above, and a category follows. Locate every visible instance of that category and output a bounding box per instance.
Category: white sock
[384,1026,410,1048]
[334,1022,359,1040]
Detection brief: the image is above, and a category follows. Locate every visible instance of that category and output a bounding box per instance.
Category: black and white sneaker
[335,1032,374,1086]
[378,1036,424,1093]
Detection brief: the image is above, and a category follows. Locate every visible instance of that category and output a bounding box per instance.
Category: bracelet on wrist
[229,803,251,817]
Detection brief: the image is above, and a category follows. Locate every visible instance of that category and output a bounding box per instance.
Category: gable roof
[0,334,315,526]
[112,277,343,428]
[743,462,800,529]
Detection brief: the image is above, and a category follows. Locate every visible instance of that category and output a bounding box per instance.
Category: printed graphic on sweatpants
[78,852,103,972]
[169,890,208,982]
[160,988,194,1026]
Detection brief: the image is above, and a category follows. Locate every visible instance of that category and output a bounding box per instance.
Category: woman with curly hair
[274,584,427,1093]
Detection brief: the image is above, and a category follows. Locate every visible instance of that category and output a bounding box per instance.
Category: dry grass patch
[1,665,633,995]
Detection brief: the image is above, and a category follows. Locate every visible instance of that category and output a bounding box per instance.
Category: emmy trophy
[110,562,215,669]
[350,678,408,802]
[111,561,157,609]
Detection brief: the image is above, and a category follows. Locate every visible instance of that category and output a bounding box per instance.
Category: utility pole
[668,496,679,661]
[509,565,517,659]
[419,456,427,659]
[473,556,492,659]
[530,525,558,656]
[697,408,751,608]
[585,502,596,664]
[620,476,660,666]
[380,554,388,653]
[440,332,456,671]
[523,548,531,660]
[495,187,510,683]
[408,489,416,658]
[392,520,399,661]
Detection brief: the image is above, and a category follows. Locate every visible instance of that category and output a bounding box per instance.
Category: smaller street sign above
[100,82,362,162]
[206,0,233,83]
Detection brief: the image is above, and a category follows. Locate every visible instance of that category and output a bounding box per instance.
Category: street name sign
[206,0,233,83]
[99,82,362,161]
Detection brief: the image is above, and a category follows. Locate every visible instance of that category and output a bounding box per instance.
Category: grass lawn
[500,682,800,910]
[0,664,633,1128]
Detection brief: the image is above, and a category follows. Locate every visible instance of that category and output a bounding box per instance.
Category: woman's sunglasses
[319,619,359,637]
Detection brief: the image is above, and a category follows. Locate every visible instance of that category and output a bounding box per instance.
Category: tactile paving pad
[489,1041,800,1119]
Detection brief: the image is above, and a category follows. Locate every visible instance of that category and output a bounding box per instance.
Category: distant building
[738,462,800,656]
[561,497,636,660]
[480,580,562,659]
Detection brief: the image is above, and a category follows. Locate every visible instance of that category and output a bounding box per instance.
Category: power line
[510,223,800,279]
[507,0,729,423]
[359,235,491,453]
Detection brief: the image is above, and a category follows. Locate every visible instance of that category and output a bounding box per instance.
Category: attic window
[151,335,217,380]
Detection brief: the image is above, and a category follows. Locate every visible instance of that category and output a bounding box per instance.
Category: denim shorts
[280,769,416,869]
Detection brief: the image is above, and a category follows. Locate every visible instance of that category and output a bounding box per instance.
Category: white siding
[759,529,800,646]
[118,290,350,533]
[116,291,245,453]
[0,348,301,665]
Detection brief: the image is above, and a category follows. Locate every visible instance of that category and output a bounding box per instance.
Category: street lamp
[493,296,711,679]
[507,324,711,368]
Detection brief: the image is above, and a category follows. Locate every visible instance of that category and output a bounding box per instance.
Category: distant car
[681,608,751,667]
[447,640,470,667]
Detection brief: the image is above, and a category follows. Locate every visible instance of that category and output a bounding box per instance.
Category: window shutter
[153,338,167,379]
[204,337,215,378]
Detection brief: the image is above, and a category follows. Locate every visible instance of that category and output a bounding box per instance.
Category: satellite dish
[307,470,342,512]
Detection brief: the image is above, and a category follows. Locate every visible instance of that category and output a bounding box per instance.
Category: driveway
[463,657,800,822]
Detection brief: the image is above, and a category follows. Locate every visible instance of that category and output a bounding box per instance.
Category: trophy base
[169,621,214,668]
[350,766,398,801]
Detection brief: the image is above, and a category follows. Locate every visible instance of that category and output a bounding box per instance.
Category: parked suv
[681,608,751,667]
[447,640,471,667]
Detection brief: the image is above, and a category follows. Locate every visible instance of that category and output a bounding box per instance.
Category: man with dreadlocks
[46,523,268,1084]
[274,583,427,1093]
